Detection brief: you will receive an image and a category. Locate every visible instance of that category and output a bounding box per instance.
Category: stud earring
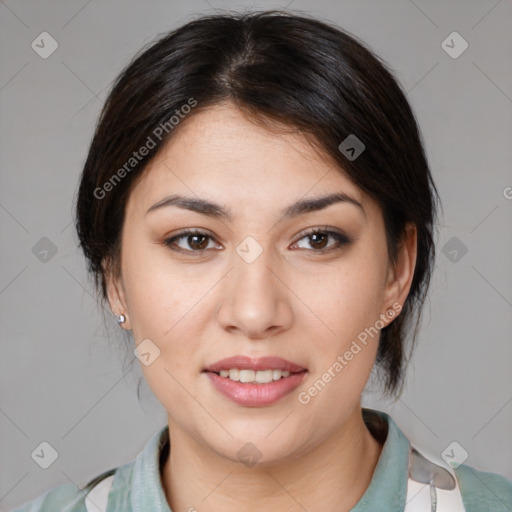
[115,313,126,324]
[383,305,401,325]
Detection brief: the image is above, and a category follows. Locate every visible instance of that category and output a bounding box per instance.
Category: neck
[161,405,383,512]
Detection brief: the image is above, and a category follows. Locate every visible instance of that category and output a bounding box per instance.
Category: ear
[103,257,132,330]
[382,223,418,318]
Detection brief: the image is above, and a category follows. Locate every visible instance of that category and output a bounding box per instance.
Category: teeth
[239,369,255,383]
[217,368,293,383]
[255,369,273,383]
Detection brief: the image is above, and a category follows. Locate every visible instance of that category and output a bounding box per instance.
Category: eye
[292,227,351,253]
[163,229,219,254]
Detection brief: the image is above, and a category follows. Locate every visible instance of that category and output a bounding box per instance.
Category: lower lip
[205,371,308,407]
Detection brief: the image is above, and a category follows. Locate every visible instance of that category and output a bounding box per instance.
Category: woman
[12,9,511,512]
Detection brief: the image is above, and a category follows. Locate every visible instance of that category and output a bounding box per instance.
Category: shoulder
[10,425,168,512]
[9,481,86,512]
[455,462,512,512]
[10,468,120,512]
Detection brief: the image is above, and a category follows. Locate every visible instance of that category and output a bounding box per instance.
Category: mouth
[202,355,308,407]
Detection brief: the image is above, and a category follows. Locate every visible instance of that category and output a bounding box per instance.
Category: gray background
[1,0,511,509]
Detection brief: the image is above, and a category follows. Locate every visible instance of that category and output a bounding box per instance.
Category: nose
[215,243,294,340]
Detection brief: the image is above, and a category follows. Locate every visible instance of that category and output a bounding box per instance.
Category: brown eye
[164,229,217,253]
[293,228,351,253]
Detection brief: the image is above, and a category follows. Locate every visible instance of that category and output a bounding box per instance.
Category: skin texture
[105,102,417,512]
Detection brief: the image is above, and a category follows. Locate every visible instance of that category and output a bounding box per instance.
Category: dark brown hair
[75,9,441,401]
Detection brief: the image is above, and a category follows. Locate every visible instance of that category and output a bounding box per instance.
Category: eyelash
[163,227,351,256]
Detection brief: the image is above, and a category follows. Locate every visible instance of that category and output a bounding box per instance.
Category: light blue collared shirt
[10,408,512,511]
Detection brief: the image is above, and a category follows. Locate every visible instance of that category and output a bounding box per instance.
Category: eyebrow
[145,192,366,221]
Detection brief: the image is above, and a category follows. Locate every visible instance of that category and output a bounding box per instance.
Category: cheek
[120,240,223,399]
[296,250,386,354]
[121,242,209,416]
[290,252,385,412]
[297,265,383,416]
[121,238,206,339]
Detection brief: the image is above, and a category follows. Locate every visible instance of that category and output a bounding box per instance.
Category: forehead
[126,103,371,219]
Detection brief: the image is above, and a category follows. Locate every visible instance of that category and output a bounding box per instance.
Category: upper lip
[204,355,306,373]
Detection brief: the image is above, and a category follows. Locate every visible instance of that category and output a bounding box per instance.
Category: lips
[205,370,307,406]
[203,355,306,374]
[202,355,308,406]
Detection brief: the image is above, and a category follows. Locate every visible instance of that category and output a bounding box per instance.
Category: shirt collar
[351,407,410,511]
[129,425,172,512]
[128,407,410,512]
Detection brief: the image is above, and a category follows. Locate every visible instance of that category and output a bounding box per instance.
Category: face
[106,102,415,466]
